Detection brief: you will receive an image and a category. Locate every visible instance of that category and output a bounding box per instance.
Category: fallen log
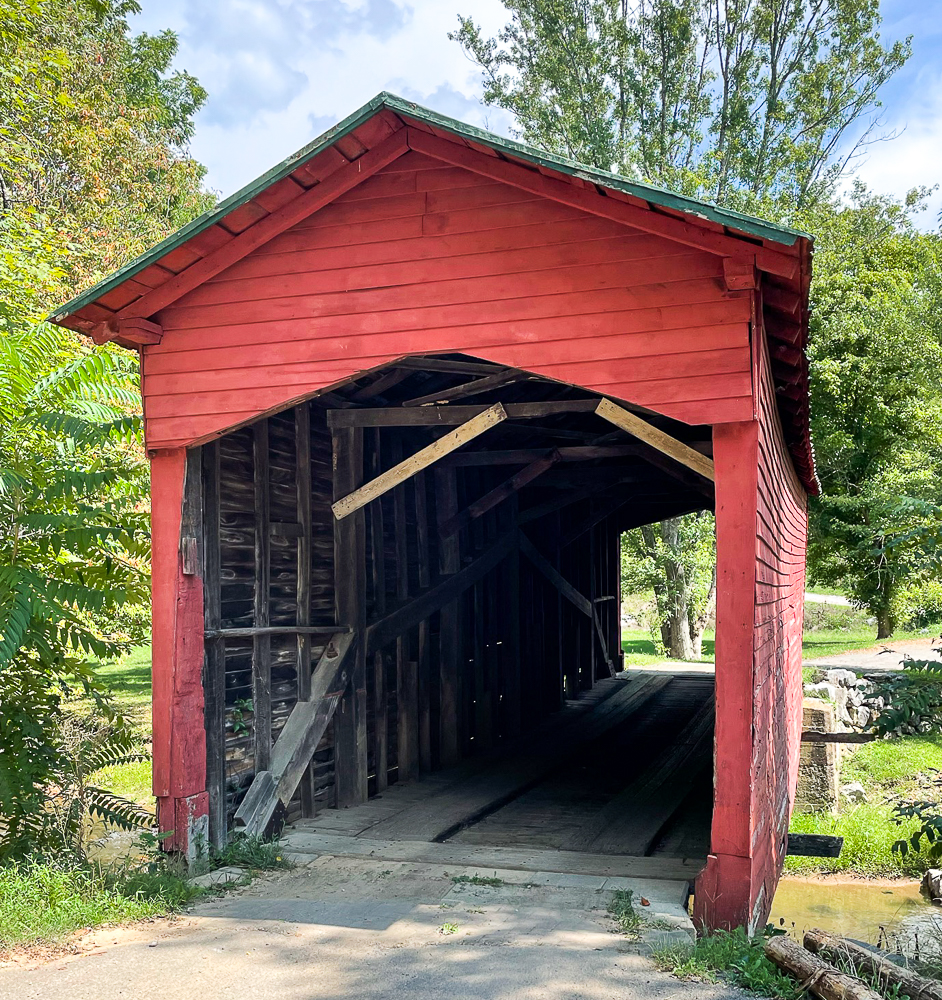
[764,934,883,1000]
[805,927,942,1000]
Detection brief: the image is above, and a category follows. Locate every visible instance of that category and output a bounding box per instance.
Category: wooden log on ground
[764,935,884,1000]
[805,929,942,1000]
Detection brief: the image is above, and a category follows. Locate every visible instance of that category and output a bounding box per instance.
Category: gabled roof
[49,91,815,490]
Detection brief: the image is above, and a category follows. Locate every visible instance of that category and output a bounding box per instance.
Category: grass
[212,834,293,873]
[451,874,504,887]
[609,888,643,938]
[0,859,194,952]
[653,928,802,999]
[785,734,942,878]
[622,629,715,667]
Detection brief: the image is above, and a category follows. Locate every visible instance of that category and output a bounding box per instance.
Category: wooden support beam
[353,367,412,402]
[295,401,315,817]
[444,445,637,467]
[332,404,508,520]
[368,428,388,792]
[199,443,226,849]
[327,400,597,428]
[232,632,355,837]
[787,833,844,857]
[414,471,433,773]
[252,420,272,774]
[204,625,350,638]
[366,530,518,655]
[92,316,163,346]
[332,426,368,807]
[392,436,418,784]
[439,450,560,538]
[401,369,522,407]
[595,398,716,482]
[518,532,592,617]
[800,731,877,744]
[560,495,632,548]
[435,466,461,767]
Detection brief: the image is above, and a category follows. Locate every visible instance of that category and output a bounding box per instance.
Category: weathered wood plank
[282,831,704,881]
[253,419,272,773]
[787,833,844,857]
[365,673,673,843]
[295,401,315,816]
[332,404,508,519]
[204,625,349,638]
[435,465,461,767]
[564,696,715,854]
[332,426,368,806]
[368,427,388,792]
[393,436,419,784]
[200,442,226,849]
[595,397,715,482]
[414,470,432,773]
[800,732,876,744]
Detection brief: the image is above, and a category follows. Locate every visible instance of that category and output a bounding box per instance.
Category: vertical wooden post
[252,420,272,774]
[295,403,315,816]
[151,449,207,857]
[332,425,368,806]
[201,442,226,848]
[502,496,522,739]
[694,420,759,932]
[435,465,461,767]
[369,428,388,793]
[393,436,419,781]
[414,471,433,773]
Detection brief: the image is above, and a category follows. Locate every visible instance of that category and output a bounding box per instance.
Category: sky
[132,0,942,227]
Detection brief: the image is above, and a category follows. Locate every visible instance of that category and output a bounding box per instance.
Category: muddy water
[770,878,942,953]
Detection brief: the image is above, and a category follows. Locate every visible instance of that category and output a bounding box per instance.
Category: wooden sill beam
[204,625,350,638]
[232,631,354,837]
[327,399,599,427]
[332,403,508,520]
[595,398,715,482]
[439,450,560,538]
[800,731,877,744]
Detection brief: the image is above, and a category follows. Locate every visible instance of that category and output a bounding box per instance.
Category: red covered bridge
[52,93,815,932]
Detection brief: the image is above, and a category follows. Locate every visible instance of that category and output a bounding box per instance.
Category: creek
[770,877,942,956]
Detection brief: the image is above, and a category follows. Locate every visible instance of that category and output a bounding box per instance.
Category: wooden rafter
[439,450,560,537]
[443,445,639,467]
[595,398,715,482]
[401,369,523,407]
[332,403,508,520]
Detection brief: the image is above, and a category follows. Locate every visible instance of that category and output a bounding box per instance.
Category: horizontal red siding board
[142,159,755,448]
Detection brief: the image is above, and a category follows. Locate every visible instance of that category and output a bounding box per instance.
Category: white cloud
[851,63,942,228]
[132,0,509,197]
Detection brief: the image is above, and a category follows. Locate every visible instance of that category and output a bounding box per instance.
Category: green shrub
[891,581,942,631]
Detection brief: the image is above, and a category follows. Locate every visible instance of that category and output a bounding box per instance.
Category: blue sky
[133,0,942,227]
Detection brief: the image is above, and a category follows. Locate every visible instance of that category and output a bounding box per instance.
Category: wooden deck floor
[283,670,713,883]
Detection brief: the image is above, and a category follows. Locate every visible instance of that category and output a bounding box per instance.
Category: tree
[0,0,210,856]
[451,0,910,216]
[622,513,716,658]
[452,0,916,654]
[800,187,942,637]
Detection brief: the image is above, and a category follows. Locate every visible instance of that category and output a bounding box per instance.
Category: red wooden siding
[749,329,807,925]
[142,151,754,450]
[695,322,807,932]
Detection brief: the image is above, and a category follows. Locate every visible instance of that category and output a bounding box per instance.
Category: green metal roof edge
[52,91,809,322]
